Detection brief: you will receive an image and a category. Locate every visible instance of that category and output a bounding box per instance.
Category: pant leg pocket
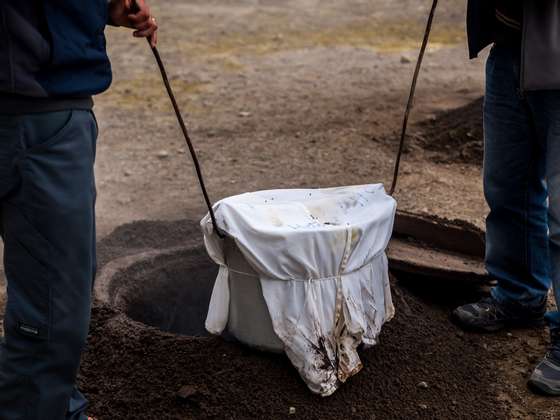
[20,110,74,154]
[3,205,52,342]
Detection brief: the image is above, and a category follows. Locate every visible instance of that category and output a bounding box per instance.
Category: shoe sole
[450,310,545,333]
[528,378,560,396]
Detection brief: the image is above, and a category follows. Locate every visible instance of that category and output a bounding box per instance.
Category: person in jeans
[453,0,560,396]
[0,1,157,418]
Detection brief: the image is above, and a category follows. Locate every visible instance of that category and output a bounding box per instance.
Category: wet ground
[1,0,559,418]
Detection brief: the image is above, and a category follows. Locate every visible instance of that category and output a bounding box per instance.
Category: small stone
[289,406,296,415]
[176,385,198,400]
[417,381,429,389]
[123,170,132,177]
[419,404,428,410]
[238,111,251,118]
[507,332,513,338]
[351,407,357,414]
[400,55,412,64]
[157,150,170,159]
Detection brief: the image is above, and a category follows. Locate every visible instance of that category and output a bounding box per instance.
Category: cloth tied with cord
[202,184,396,396]
[145,0,438,398]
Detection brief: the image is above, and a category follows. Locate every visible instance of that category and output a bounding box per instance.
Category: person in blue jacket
[0,1,158,418]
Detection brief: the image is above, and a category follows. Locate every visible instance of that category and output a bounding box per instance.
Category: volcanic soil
[84,219,498,420]
[83,212,554,419]
[413,97,484,165]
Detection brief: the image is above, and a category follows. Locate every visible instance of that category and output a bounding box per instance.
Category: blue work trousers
[0,110,97,420]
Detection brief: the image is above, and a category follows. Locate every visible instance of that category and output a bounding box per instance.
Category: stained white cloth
[201,184,396,396]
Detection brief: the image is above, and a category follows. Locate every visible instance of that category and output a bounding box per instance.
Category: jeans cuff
[491,286,546,311]
[545,312,560,330]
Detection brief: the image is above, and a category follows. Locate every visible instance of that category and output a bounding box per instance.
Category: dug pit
[95,245,218,337]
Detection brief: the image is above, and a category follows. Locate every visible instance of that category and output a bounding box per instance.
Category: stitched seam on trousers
[524,96,543,294]
[524,128,531,281]
[524,102,536,287]
[4,199,54,343]
[8,234,51,341]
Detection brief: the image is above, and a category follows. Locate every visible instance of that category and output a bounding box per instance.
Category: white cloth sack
[201,184,397,396]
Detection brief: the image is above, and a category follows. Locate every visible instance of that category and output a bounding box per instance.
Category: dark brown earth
[82,219,505,420]
[413,97,484,166]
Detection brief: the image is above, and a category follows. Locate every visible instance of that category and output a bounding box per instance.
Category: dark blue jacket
[0,0,111,101]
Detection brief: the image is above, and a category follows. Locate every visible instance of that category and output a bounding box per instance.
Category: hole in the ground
[110,247,218,336]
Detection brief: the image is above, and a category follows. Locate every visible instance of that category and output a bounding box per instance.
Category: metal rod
[389,0,439,196]
[149,42,224,238]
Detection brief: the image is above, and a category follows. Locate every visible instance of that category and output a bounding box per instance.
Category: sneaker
[528,329,560,396]
[452,296,546,332]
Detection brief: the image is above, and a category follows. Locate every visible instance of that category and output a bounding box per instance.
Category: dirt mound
[96,218,204,268]
[82,219,507,420]
[100,219,201,250]
[414,97,484,165]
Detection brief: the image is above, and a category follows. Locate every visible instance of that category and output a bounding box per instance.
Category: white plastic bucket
[202,184,396,395]
[223,237,284,352]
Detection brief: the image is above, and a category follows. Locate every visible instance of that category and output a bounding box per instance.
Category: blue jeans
[484,43,560,329]
[0,111,97,420]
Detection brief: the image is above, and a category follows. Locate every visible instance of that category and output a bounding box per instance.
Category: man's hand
[108,0,158,47]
